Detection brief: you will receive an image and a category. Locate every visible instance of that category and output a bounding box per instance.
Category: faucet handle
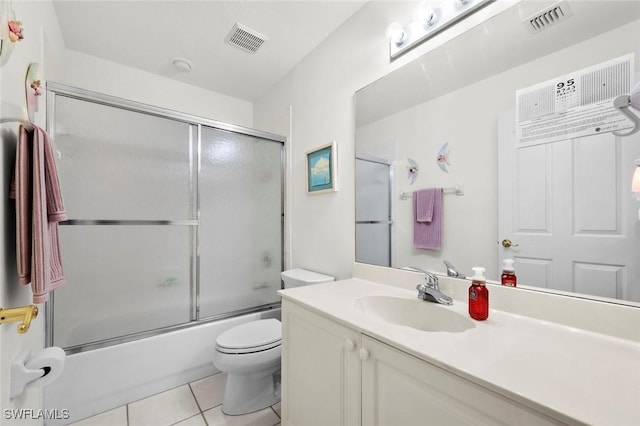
[416,284,428,300]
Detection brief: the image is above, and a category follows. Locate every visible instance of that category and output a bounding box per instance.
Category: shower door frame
[45,82,285,353]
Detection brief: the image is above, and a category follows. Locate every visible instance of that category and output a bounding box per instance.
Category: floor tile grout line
[270,405,280,419]
[200,412,209,426]
[188,382,204,414]
[187,382,210,426]
[167,413,207,426]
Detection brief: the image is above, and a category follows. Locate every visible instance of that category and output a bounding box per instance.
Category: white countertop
[279,278,640,426]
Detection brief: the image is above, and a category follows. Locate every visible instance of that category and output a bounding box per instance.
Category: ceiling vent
[523,0,573,34]
[225,23,268,54]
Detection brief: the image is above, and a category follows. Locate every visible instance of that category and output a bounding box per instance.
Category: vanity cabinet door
[361,335,565,426]
[281,299,361,426]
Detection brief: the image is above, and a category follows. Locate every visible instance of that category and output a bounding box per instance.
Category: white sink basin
[354,295,475,333]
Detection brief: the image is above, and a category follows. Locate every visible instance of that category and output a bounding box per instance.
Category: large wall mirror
[355,0,640,305]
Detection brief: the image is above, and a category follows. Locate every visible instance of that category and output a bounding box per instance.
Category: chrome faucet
[443,260,466,279]
[405,267,453,306]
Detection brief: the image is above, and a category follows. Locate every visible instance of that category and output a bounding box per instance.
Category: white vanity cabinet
[282,299,566,426]
[360,335,565,425]
[281,299,361,426]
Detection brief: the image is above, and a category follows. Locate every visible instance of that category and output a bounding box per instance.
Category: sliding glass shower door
[47,84,284,351]
[51,95,196,349]
[199,128,282,318]
[355,157,392,267]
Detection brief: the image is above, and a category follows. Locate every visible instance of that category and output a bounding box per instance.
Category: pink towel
[413,188,442,250]
[9,125,67,303]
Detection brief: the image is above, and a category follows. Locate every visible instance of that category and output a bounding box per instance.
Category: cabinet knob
[345,339,356,351]
[359,348,370,361]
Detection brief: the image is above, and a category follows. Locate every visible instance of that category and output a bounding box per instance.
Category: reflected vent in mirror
[523,0,572,34]
[225,23,268,54]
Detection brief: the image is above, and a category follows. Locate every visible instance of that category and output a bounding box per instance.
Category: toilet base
[222,370,281,415]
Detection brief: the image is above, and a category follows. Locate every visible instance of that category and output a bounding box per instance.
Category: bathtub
[43,308,281,425]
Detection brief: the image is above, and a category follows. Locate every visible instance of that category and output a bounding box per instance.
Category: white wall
[0,0,65,422]
[59,49,253,128]
[0,1,253,421]
[253,0,514,279]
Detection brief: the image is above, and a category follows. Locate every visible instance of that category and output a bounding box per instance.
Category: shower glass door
[51,94,196,349]
[47,83,284,351]
[199,127,283,318]
[355,157,392,267]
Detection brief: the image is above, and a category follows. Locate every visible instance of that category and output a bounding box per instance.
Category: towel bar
[0,305,38,334]
[400,185,464,200]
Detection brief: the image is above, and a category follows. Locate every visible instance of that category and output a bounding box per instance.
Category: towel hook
[0,305,38,334]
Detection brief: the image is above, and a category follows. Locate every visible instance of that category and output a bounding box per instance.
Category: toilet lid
[216,319,281,353]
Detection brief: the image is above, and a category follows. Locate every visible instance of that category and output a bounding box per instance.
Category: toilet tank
[281,268,334,288]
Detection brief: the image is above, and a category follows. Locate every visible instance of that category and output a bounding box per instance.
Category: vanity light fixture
[386,0,495,61]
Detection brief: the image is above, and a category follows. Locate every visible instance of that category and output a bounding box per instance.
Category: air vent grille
[225,23,267,54]
[524,0,572,34]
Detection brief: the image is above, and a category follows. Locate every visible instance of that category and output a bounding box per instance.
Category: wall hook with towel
[400,185,464,200]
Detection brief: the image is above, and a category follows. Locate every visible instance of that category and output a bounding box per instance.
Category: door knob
[501,239,519,248]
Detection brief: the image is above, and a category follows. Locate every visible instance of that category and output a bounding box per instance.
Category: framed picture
[306,141,337,194]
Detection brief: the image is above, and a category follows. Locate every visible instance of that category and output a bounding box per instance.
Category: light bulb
[415,5,437,27]
[632,159,640,194]
[385,23,406,46]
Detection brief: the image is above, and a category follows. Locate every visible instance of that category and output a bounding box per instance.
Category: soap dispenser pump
[468,267,489,321]
[501,259,517,287]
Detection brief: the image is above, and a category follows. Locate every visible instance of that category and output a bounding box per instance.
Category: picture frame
[306,141,337,194]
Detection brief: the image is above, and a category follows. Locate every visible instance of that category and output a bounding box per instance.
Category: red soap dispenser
[501,259,517,287]
[468,267,489,321]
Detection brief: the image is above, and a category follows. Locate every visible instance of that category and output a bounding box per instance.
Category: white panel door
[498,110,640,302]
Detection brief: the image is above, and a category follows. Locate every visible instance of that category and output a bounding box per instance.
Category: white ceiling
[52,1,367,102]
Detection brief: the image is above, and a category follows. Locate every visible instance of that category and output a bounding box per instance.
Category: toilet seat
[216,319,282,354]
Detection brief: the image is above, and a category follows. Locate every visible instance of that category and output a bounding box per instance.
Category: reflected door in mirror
[498,110,640,302]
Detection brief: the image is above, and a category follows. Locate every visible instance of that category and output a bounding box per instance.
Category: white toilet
[213,268,334,415]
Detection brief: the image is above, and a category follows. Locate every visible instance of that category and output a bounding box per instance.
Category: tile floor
[68,373,281,426]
